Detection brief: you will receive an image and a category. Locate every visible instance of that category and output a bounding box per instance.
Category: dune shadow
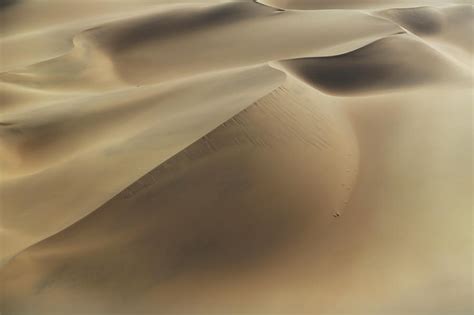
[0,0,21,10]
[279,35,459,95]
[96,2,277,53]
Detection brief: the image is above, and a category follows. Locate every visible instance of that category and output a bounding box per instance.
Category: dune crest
[0,0,472,314]
[279,34,471,95]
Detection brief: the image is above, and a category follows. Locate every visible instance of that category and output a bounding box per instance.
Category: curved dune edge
[258,0,472,10]
[0,0,473,314]
[278,34,472,96]
[1,75,362,314]
[2,76,472,315]
[0,3,401,91]
[0,1,402,258]
[0,65,284,177]
[0,64,286,261]
[376,5,474,52]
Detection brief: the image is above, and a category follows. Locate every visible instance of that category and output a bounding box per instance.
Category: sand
[0,0,472,314]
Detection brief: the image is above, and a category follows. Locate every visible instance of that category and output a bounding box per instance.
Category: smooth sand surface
[279,34,471,95]
[1,1,472,314]
[259,0,472,10]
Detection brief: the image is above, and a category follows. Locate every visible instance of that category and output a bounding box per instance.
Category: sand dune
[0,65,283,177]
[1,2,400,90]
[0,0,401,259]
[0,0,472,314]
[0,64,284,261]
[279,34,471,95]
[1,77,361,314]
[378,5,474,51]
[258,0,472,10]
[2,77,471,315]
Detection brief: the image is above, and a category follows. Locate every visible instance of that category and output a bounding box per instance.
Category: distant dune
[0,1,472,314]
[279,34,471,95]
[377,5,474,55]
[258,0,472,9]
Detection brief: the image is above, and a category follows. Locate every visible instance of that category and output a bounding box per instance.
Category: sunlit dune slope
[0,1,402,260]
[1,77,361,314]
[0,2,400,90]
[0,64,284,261]
[1,76,471,315]
[0,0,472,314]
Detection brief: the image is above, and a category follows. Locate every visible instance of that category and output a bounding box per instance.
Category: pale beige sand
[278,34,471,95]
[259,0,472,10]
[0,0,400,261]
[377,5,474,52]
[0,64,286,261]
[0,1,472,314]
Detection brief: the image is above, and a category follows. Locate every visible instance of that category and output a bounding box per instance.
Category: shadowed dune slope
[0,3,400,90]
[0,0,227,38]
[0,1,402,260]
[0,66,283,177]
[0,64,285,261]
[377,4,474,54]
[279,34,471,95]
[0,0,472,314]
[1,77,471,314]
[0,1,233,72]
[0,77,360,314]
[258,0,472,10]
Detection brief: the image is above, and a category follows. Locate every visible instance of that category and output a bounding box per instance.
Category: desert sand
[0,0,472,314]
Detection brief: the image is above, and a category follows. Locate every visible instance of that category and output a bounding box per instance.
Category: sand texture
[0,1,472,314]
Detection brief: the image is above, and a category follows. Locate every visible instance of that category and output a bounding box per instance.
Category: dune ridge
[278,34,472,95]
[0,0,472,314]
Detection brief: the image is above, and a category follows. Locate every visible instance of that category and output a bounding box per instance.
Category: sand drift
[0,1,472,314]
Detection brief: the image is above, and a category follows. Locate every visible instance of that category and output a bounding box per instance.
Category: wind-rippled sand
[0,1,472,314]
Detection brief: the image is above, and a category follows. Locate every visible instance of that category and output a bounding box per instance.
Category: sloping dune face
[0,1,472,315]
[279,34,471,95]
[259,0,472,9]
[378,5,474,50]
